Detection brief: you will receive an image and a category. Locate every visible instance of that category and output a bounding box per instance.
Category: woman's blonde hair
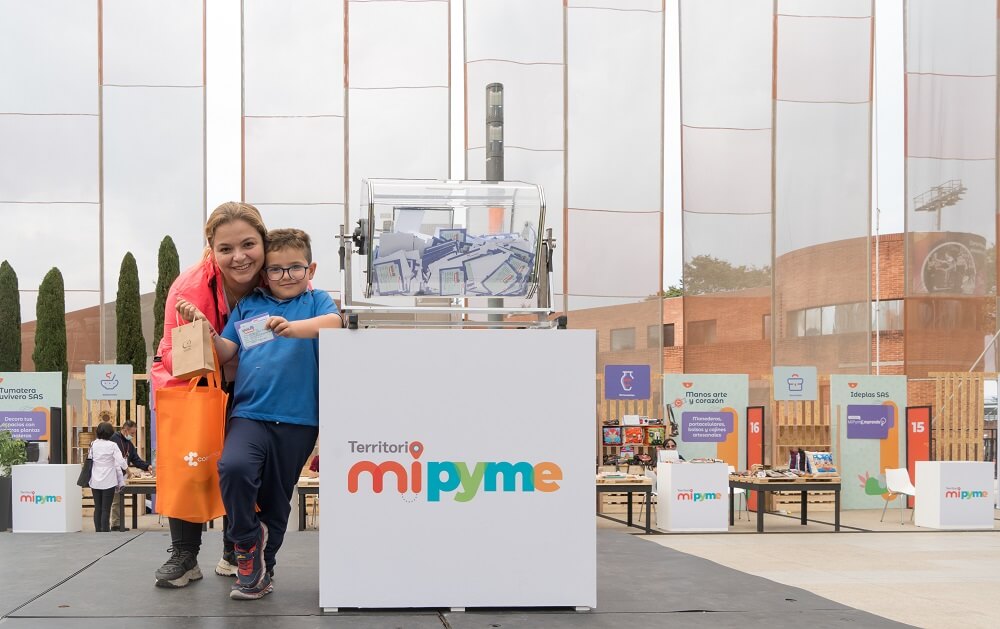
[204,202,267,248]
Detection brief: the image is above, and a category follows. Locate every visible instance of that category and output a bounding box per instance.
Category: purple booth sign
[846,404,894,439]
[604,365,650,400]
[681,411,734,442]
[0,411,47,440]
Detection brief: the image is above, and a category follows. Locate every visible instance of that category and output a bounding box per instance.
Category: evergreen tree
[152,236,180,354]
[32,268,68,414]
[0,261,21,371]
[116,253,147,419]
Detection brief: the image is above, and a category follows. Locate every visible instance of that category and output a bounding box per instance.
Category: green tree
[0,261,21,371]
[683,255,771,295]
[152,236,180,354]
[33,268,68,414]
[116,253,147,419]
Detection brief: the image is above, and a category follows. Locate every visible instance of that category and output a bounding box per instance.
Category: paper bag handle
[182,318,223,392]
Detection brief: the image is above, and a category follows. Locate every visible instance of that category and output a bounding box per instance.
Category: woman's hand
[176,298,209,325]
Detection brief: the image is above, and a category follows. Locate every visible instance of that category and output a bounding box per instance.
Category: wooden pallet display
[769,378,832,511]
[772,490,836,512]
[930,372,995,462]
[68,373,149,466]
[771,379,831,469]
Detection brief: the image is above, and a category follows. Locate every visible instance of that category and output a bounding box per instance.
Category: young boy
[209,228,342,600]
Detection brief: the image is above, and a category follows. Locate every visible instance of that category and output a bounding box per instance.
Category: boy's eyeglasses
[265,265,308,281]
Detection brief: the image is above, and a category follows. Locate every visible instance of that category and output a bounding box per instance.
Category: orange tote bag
[155,365,228,523]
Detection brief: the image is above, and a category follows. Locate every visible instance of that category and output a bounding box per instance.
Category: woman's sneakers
[230,522,271,600]
[154,549,203,588]
[215,549,238,577]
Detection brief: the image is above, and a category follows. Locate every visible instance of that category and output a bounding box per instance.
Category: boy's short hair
[96,421,115,440]
[266,228,312,263]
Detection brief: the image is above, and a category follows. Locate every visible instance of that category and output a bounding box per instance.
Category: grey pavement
[0,527,909,628]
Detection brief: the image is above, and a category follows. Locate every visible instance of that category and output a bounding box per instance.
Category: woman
[662,438,686,461]
[89,421,127,533]
[149,202,268,588]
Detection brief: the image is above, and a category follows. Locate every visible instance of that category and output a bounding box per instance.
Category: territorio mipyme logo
[675,489,722,502]
[943,487,990,500]
[20,491,62,505]
[346,440,563,502]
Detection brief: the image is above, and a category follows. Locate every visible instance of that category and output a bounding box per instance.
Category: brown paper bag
[170,319,216,380]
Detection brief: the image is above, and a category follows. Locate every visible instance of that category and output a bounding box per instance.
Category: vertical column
[904,0,997,377]
[0,0,100,370]
[242,0,344,293]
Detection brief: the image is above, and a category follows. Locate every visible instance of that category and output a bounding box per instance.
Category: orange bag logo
[184,451,209,467]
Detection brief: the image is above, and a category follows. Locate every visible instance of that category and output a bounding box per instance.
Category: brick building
[574,232,994,413]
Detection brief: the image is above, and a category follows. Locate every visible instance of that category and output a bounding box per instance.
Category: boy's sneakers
[154,549,203,588]
[230,571,273,600]
[215,549,238,577]
[230,522,270,600]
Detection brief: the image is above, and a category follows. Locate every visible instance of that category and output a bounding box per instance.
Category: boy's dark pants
[218,417,318,571]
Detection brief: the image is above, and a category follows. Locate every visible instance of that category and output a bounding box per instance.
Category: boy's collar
[253,286,310,304]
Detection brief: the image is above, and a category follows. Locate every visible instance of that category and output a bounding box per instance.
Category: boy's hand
[267,315,300,338]
[176,298,209,325]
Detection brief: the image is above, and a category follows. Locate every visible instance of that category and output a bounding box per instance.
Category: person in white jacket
[89,421,127,532]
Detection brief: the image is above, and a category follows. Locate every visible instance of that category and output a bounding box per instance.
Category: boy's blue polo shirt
[221,288,339,427]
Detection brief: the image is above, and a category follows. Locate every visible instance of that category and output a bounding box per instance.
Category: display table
[319,329,595,611]
[11,464,82,533]
[595,477,652,534]
[656,462,728,532]
[728,476,841,533]
[914,461,994,530]
[118,479,156,530]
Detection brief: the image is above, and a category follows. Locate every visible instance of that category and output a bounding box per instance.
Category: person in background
[149,202,269,589]
[663,438,686,461]
[109,420,152,532]
[789,447,808,472]
[89,421,127,533]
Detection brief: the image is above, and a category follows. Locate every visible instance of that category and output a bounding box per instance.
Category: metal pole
[486,83,503,182]
[486,83,504,323]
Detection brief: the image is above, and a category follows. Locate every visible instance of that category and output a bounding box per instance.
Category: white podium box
[656,462,728,532]
[319,329,596,610]
[11,464,82,533]
[914,461,994,530]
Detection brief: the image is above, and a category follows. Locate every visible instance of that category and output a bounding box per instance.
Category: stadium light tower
[913,179,967,230]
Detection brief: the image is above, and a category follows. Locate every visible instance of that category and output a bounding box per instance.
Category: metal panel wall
[0,0,100,370]
[904,0,998,377]
[465,0,564,311]
[242,0,344,294]
[101,0,206,360]
[772,0,874,375]
[679,0,772,381]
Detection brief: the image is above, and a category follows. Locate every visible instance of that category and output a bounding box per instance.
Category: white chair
[881,468,916,524]
[728,465,747,521]
[637,468,657,525]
